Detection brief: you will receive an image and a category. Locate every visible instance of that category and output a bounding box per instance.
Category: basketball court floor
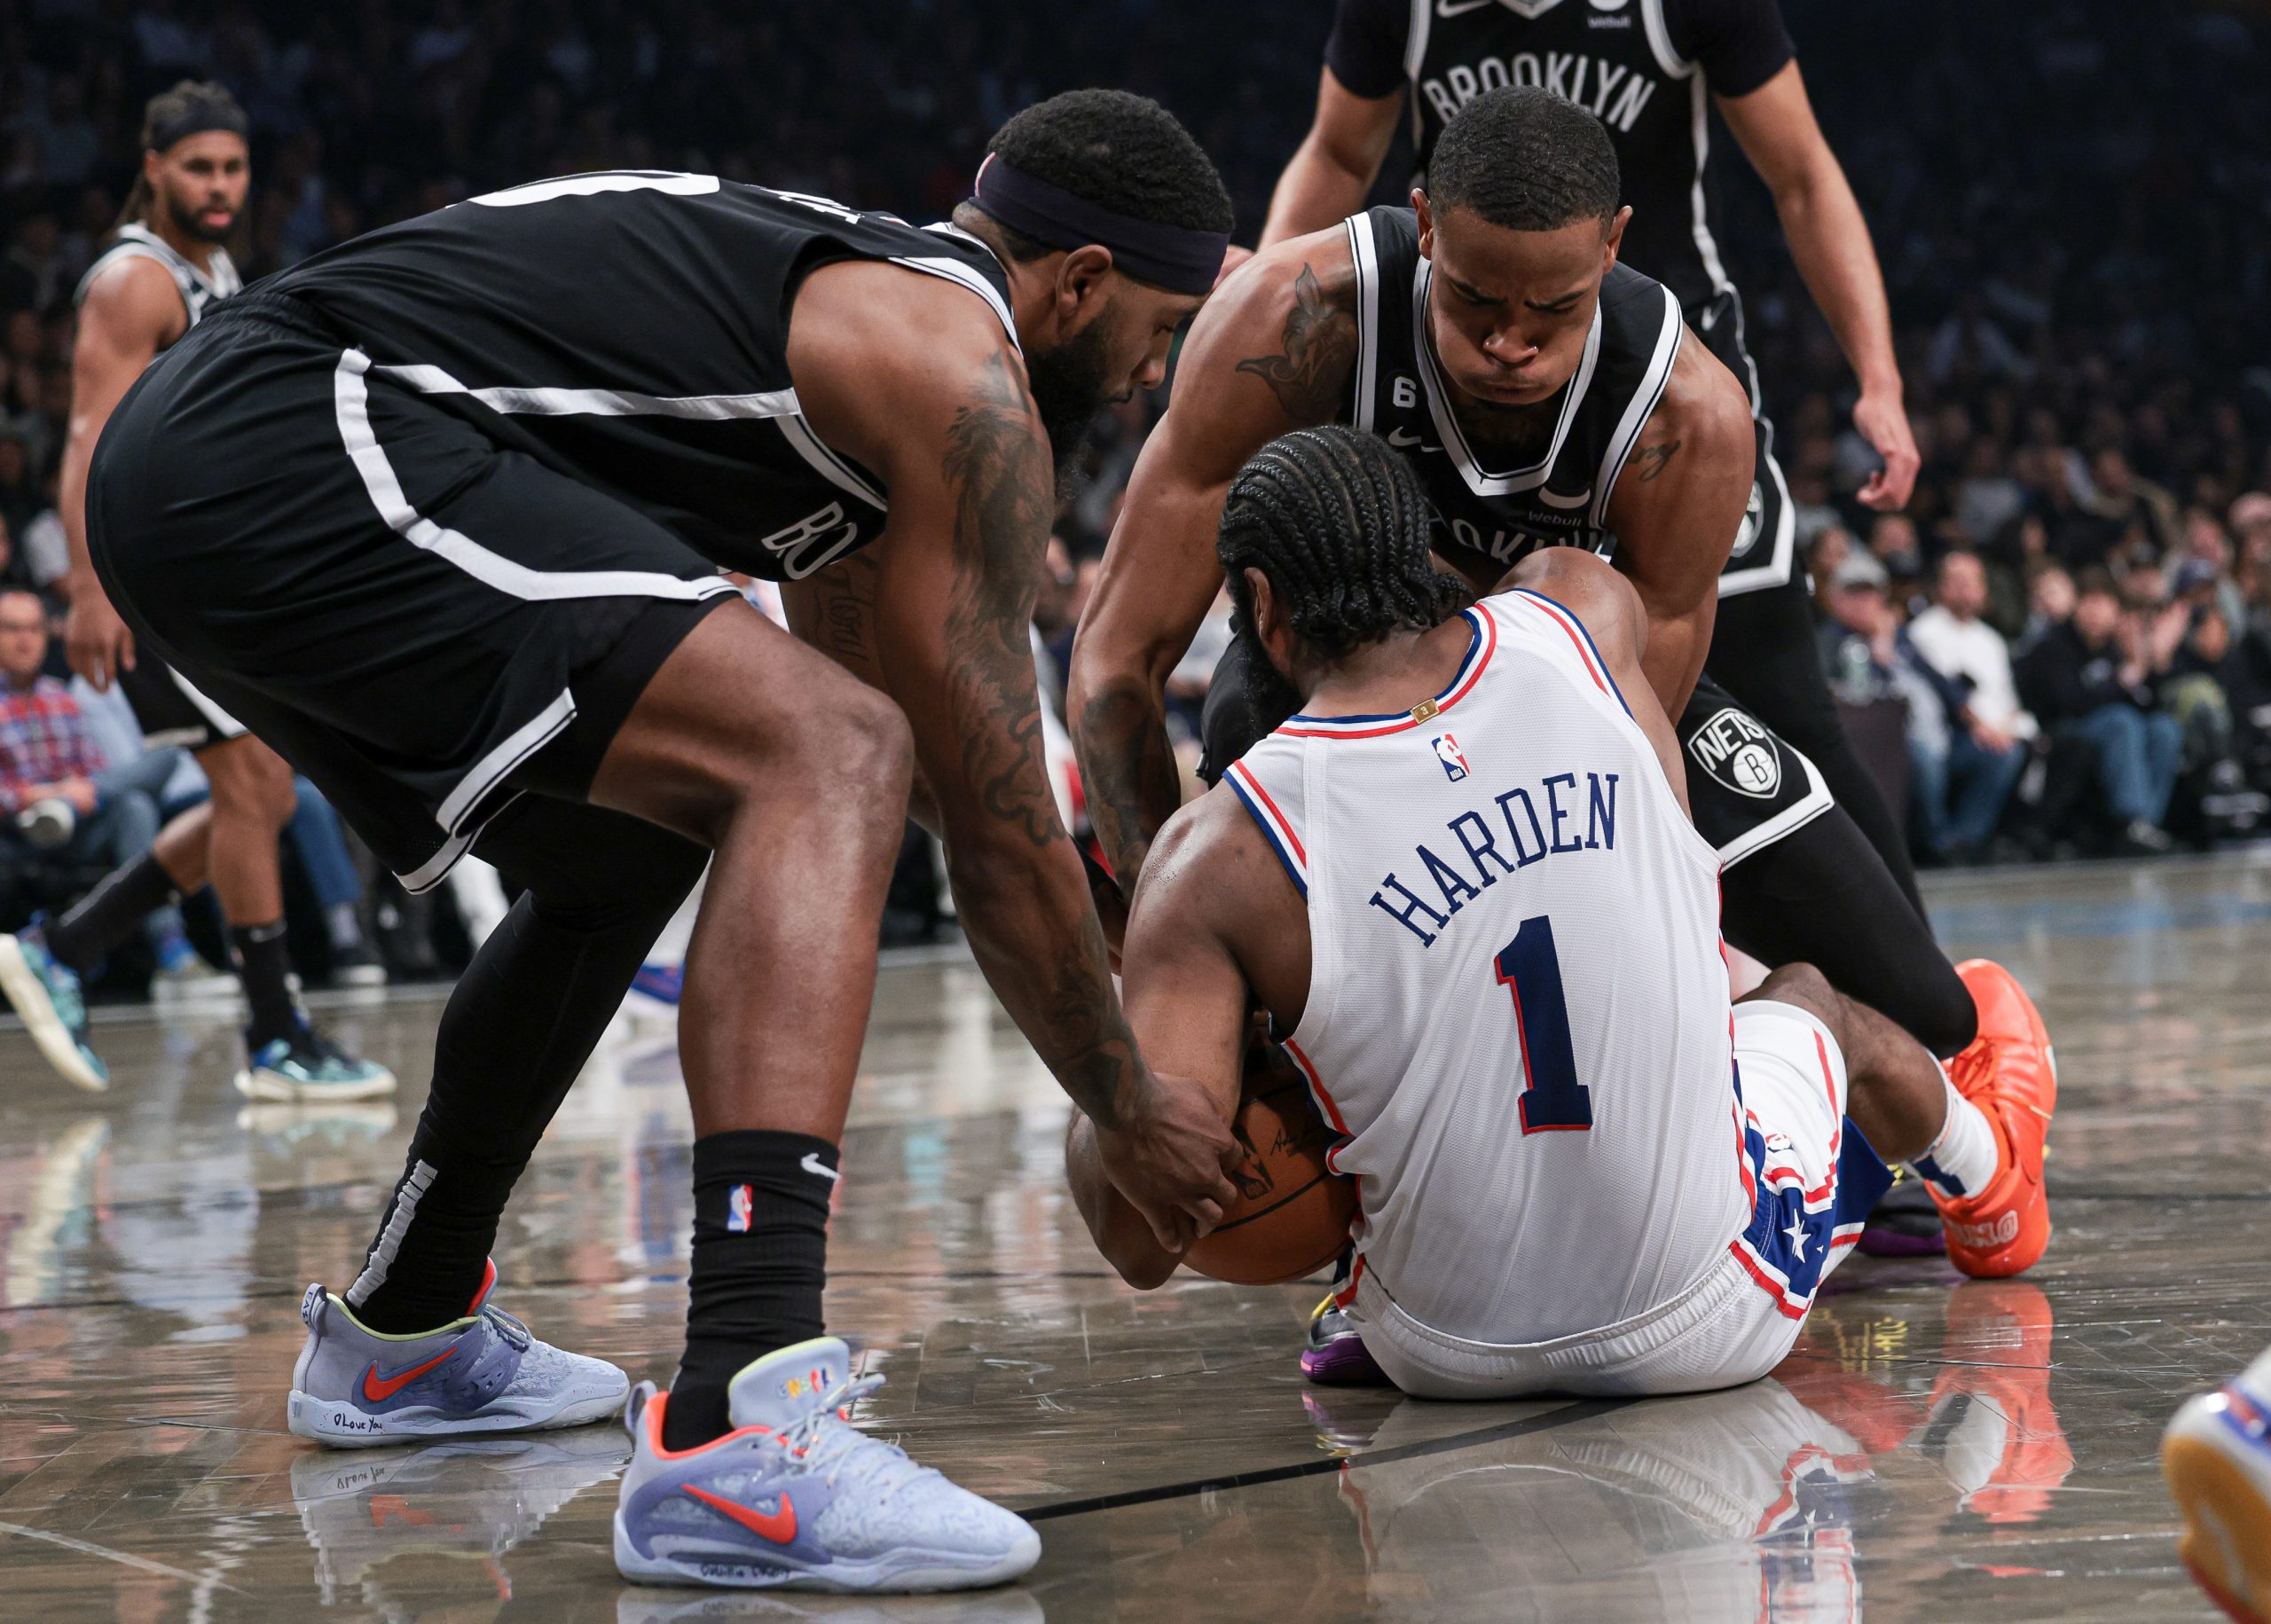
[2,850,2265,1620]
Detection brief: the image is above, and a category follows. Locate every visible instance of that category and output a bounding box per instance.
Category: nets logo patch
[1687,708,1782,799]
[1432,734,1471,782]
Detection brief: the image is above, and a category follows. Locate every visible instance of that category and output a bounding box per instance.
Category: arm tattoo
[1629,438,1683,482]
[939,349,1062,849]
[1074,680,1184,886]
[1233,263,1359,422]
[938,349,1147,1123]
[799,549,882,674]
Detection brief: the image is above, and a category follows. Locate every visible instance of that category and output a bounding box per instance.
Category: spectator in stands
[1906,551,2034,861]
[0,588,196,969]
[2020,564,2076,653]
[2017,569,2185,852]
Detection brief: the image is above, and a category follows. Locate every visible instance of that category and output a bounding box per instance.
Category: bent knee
[1743,961,1837,1026]
[787,686,913,811]
[202,738,296,825]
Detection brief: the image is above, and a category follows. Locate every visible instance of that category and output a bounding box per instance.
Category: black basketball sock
[232,920,301,1048]
[349,1141,520,1332]
[343,809,703,1335]
[43,851,179,973]
[663,1130,838,1451]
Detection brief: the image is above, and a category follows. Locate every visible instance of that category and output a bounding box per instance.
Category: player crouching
[1068,425,2055,1400]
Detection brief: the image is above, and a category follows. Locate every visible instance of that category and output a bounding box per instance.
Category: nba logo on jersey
[727,1184,754,1233]
[1433,734,1471,782]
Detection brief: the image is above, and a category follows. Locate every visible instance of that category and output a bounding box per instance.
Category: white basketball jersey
[1223,590,1745,1345]
[75,224,241,329]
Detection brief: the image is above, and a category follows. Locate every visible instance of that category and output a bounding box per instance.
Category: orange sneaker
[1929,960,2055,1278]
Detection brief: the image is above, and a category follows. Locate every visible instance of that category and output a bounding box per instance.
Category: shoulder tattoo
[1233,263,1359,422]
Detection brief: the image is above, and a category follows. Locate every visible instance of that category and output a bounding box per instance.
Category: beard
[1223,604,1308,746]
[163,192,235,244]
[1023,316,1119,505]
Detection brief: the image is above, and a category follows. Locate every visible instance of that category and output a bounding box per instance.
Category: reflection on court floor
[0,855,2259,1620]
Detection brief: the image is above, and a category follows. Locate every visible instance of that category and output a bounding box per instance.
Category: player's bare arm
[59,256,186,689]
[789,263,1238,1244]
[1258,67,1403,249]
[1718,60,1915,510]
[1490,546,1692,820]
[1068,230,1358,890]
[1596,331,1756,718]
[1066,783,1309,1288]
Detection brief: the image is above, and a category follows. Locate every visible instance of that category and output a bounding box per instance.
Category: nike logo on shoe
[683,1483,798,1543]
[361,1346,456,1403]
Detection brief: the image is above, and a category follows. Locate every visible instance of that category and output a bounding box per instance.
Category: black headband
[971,153,1227,296]
[147,97,248,154]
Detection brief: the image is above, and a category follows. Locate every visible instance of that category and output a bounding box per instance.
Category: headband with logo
[971,152,1228,296]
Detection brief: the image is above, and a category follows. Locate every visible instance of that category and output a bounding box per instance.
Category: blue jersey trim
[1285,608,1487,727]
[1224,773,1308,898]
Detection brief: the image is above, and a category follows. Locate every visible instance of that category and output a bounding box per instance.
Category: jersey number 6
[1495,914,1593,1134]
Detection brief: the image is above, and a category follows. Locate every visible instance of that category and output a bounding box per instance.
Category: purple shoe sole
[1301,1335,1391,1386]
[1856,1225,1948,1259]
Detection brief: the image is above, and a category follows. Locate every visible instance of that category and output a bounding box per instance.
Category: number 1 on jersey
[1495,914,1593,1133]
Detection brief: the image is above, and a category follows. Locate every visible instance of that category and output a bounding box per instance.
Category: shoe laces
[477,1304,532,1353]
[772,1372,936,1505]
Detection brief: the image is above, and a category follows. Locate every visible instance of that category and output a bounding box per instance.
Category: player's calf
[1745,959,2056,1278]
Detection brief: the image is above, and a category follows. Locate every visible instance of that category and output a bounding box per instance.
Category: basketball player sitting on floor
[1068,425,2055,1400]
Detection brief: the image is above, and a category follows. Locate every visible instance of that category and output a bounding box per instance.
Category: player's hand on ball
[65,582,136,691]
[1094,1070,1240,1251]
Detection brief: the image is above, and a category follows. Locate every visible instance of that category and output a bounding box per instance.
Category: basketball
[1184,1041,1356,1285]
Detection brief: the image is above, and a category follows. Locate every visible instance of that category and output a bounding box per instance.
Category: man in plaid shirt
[0,592,111,826]
[0,588,197,1088]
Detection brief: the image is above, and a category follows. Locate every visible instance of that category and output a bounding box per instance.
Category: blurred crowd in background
[1,0,2268,985]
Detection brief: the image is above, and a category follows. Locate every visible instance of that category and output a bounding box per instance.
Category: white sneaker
[2165,1345,2271,1623]
[613,1338,1039,1592]
[288,1263,626,1447]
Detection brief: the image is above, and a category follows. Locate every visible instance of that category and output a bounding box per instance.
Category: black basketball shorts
[115,652,248,753]
[86,293,741,891]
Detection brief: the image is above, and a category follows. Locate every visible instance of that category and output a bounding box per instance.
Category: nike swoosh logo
[684,1483,798,1543]
[1387,428,1426,448]
[1436,0,1497,13]
[800,1152,840,1182]
[361,1346,455,1404]
[1537,484,1593,510]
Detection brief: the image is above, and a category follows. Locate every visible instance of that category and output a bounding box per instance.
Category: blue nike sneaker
[614,1338,1039,1592]
[236,1018,396,1102]
[288,1262,627,1447]
[0,923,108,1092]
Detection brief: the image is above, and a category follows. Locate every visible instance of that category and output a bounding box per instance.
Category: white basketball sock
[1912,1071,2000,1199]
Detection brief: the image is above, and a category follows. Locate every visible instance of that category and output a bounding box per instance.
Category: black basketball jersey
[1326,0,1794,323]
[1340,205,1683,579]
[267,171,1019,580]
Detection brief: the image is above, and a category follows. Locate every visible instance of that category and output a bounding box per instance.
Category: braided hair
[1217,426,1467,663]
